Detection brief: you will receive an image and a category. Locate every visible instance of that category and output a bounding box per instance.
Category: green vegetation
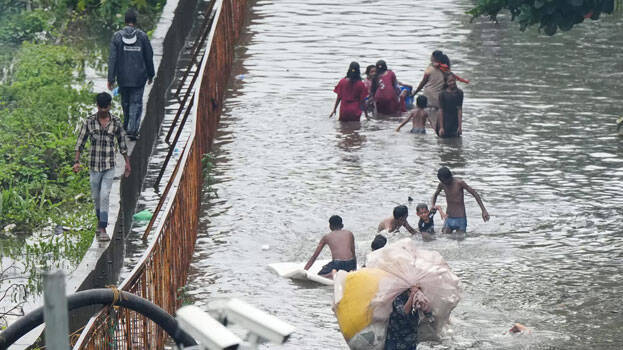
[0,43,92,231]
[469,0,621,35]
[0,0,166,233]
[0,0,166,313]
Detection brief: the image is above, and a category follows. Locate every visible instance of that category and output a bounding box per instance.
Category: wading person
[416,203,446,234]
[438,75,463,138]
[385,285,431,350]
[330,62,369,122]
[364,64,377,115]
[431,167,489,233]
[371,60,411,115]
[304,215,357,278]
[378,205,418,236]
[107,9,155,140]
[74,93,131,241]
[413,50,446,129]
[396,95,432,133]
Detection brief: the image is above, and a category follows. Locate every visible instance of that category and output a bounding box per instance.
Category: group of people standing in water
[319,51,482,350]
[330,50,465,138]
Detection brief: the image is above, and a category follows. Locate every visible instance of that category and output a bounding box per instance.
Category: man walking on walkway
[74,92,131,241]
[107,9,155,140]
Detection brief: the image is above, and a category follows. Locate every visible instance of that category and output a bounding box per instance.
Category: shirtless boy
[304,215,356,278]
[431,167,489,233]
[396,95,432,133]
[378,205,418,236]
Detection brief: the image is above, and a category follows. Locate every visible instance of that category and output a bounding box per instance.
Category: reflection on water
[438,137,466,171]
[185,0,623,349]
[336,121,365,150]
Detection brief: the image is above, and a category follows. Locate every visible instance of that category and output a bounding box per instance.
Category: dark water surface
[184,0,623,348]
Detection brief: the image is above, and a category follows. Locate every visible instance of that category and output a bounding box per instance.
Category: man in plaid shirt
[73,92,131,241]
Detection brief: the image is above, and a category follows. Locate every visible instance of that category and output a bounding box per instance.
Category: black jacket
[108,26,155,87]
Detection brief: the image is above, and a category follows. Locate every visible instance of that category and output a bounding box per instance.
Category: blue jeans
[120,86,145,135]
[444,217,467,232]
[89,168,115,229]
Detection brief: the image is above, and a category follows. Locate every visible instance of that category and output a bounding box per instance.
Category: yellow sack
[335,268,388,340]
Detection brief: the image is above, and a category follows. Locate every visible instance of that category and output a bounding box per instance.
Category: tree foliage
[468,0,619,35]
[0,43,93,230]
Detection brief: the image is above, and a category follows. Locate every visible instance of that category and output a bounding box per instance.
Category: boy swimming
[431,167,489,233]
[396,95,431,133]
[416,203,446,234]
[378,205,418,236]
[304,215,356,278]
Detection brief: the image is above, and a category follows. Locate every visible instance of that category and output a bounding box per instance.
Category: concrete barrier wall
[73,0,248,348]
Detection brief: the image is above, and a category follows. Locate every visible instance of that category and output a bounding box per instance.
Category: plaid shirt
[75,113,128,172]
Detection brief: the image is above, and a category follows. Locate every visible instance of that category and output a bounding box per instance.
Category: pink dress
[374,70,401,115]
[334,78,368,121]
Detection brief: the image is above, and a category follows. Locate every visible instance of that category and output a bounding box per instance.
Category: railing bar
[173,0,218,98]
[141,143,184,240]
[165,66,201,144]
[155,94,194,187]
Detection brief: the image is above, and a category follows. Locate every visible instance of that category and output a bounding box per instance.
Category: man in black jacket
[107,9,154,140]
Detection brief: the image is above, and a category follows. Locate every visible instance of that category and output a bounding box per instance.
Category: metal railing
[72,0,248,347]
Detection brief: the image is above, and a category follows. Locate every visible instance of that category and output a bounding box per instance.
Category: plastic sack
[132,209,153,222]
[333,238,460,349]
[334,268,388,340]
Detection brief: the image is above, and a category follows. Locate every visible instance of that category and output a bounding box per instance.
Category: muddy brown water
[179,0,623,348]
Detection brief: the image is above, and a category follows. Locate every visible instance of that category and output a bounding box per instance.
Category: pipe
[0,288,196,349]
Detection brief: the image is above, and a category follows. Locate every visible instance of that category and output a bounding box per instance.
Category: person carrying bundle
[385,285,432,350]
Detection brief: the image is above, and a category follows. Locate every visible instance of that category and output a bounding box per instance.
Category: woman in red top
[330,62,369,122]
[371,60,410,115]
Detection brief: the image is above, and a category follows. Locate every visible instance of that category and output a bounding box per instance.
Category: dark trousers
[119,86,145,135]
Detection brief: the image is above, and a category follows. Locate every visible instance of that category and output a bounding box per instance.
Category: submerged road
[184,0,623,348]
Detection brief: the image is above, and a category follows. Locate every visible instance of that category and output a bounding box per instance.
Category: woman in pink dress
[371,60,410,115]
[330,62,369,122]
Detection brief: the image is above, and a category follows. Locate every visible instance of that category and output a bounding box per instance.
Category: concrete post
[43,271,70,350]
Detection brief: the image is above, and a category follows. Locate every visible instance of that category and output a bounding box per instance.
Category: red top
[374,70,400,114]
[334,78,368,121]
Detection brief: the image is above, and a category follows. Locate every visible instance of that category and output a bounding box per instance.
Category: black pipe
[0,288,196,349]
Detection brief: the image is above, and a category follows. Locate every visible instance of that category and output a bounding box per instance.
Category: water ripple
[184,0,623,349]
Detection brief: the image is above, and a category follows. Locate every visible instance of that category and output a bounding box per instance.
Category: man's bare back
[323,229,355,260]
[378,217,399,233]
[304,215,356,273]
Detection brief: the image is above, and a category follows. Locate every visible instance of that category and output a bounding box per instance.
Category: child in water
[364,65,377,116]
[304,215,357,278]
[416,203,446,234]
[396,95,432,133]
[378,205,418,236]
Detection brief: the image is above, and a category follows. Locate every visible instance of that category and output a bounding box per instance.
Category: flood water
[184,0,623,348]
